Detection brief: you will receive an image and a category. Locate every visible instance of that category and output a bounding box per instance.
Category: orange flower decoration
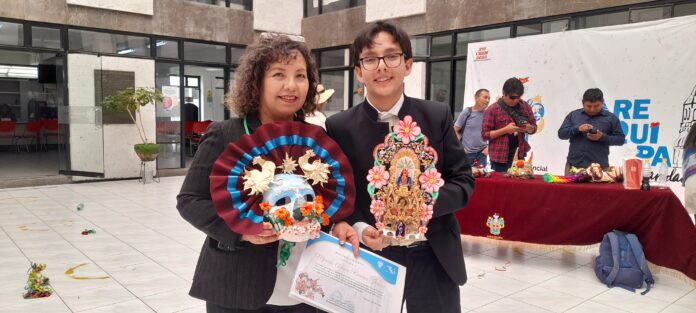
[259,202,271,212]
[314,196,325,214]
[274,208,290,220]
[320,213,330,226]
[300,203,314,217]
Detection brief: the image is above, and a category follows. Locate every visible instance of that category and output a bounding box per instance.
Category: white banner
[464,15,696,201]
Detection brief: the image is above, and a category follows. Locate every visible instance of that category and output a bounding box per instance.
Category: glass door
[155,62,182,169]
[0,50,67,179]
[60,53,105,177]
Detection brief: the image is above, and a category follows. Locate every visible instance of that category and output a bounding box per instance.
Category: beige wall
[302,0,654,49]
[67,0,153,16]
[254,0,304,35]
[0,0,662,48]
[0,0,254,45]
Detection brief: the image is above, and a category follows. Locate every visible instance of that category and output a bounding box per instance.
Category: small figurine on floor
[22,263,53,299]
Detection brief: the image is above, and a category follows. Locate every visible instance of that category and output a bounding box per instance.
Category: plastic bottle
[640,159,651,191]
[657,157,669,187]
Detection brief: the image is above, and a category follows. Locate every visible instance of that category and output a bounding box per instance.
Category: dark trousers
[466,151,488,167]
[377,244,461,313]
[206,303,323,313]
[491,146,520,172]
[490,161,510,172]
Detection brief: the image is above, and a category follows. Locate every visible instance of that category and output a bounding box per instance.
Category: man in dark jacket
[328,21,474,313]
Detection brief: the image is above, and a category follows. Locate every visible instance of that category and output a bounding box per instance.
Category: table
[456,172,696,281]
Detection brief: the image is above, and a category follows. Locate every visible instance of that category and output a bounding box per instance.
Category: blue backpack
[595,230,654,295]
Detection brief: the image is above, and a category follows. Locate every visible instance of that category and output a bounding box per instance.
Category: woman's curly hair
[227,35,319,117]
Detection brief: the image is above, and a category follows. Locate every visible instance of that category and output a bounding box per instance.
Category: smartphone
[589,128,598,134]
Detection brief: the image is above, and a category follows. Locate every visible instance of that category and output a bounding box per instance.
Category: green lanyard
[243,116,251,135]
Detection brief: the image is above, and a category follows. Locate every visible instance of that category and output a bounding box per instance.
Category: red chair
[184,120,195,153]
[41,119,61,150]
[0,120,16,147]
[14,121,43,152]
[189,120,213,156]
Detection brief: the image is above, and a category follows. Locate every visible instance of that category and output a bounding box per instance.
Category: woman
[177,35,357,313]
[683,123,696,223]
[304,84,334,129]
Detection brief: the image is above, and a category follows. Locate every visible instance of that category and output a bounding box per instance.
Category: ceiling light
[0,65,38,79]
[117,48,135,55]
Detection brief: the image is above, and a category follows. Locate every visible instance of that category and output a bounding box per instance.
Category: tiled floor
[0,176,694,313]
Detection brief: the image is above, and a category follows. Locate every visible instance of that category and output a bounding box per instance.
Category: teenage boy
[328,21,474,313]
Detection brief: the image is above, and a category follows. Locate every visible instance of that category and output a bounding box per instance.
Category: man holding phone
[558,88,625,175]
[482,77,537,172]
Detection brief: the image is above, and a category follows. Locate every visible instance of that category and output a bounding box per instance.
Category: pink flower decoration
[375,222,385,230]
[419,168,444,193]
[393,115,421,144]
[367,166,389,189]
[370,200,385,218]
[419,205,433,222]
[418,226,428,234]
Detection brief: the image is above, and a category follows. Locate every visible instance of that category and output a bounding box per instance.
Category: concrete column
[254,0,303,35]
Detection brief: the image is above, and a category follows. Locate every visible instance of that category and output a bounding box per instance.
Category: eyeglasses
[508,95,522,100]
[359,53,404,71]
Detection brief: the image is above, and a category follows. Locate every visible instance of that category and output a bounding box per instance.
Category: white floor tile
[459,284,504,310]
[538,275,608,299]
[0,295,72,313]
[661,303,695,313]
[140,288,204,313]
[564,301,629,313]
[674,288,696,307]
[59,282,136,312]
[173,305,206,313]
[75,299,155,313]
[472,297,550,312]
[509,286,586,312]
[467,271,534,296]
[590,287,671,312]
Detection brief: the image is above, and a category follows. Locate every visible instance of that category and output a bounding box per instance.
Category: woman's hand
[241,222,279,245]
[332,221,360,257]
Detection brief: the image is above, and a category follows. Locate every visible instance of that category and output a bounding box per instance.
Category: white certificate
[289,232,406,313]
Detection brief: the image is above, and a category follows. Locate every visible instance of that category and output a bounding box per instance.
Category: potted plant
[101,87,164,162]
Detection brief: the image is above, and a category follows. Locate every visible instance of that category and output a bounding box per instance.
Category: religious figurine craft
[505,148,534,179]
[210,121,355,266]
[367,115,444,246]
[543,163,623,184]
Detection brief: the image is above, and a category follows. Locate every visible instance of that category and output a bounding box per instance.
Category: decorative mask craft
[210,121,355,266]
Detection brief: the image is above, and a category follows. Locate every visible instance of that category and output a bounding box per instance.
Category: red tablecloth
[456,172,696,281]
